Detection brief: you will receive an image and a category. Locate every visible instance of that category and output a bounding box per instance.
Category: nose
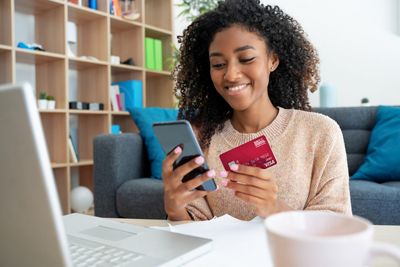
[224,62,242,82]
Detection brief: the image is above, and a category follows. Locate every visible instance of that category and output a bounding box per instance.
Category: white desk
[116,219,400,267]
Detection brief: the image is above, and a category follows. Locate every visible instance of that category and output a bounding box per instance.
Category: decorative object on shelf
[361,97,370,106]
[110,55,120,65]
[88,0,97,10]
[112,80,143,111]
[111,124,121,134]
[70,186,93,213]
[120,0,140,20]
[67,22,77,58]
[69,101,98,110]
[37,91,47,109]
[17,41,45,51]
[69,0,82,5]
[319,83,337,107]
[121,57,135,66]
[145,38,163,71]
[46,95,56,110]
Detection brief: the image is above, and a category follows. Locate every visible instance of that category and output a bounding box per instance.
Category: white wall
[173,0,400,107]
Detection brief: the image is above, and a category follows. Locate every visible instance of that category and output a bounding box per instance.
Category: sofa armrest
[93,133,147,217]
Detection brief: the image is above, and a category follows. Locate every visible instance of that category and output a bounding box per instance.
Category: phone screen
[153,120,217,191]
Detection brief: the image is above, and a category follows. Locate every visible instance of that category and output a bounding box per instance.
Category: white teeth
[227,84,247,91]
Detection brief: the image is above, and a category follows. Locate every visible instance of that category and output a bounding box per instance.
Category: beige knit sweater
[186,107,352,221]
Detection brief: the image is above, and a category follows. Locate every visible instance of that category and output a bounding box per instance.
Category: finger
[228,181,272,200]
[182,189,209,204]
[173,156,206,181]
[162,146,183,173]
[180,170,216,192]
[229,164,273,181]
[228,172,276,192]
[235,191,276,206]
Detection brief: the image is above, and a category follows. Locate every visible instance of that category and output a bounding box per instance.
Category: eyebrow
[209,45,255,57]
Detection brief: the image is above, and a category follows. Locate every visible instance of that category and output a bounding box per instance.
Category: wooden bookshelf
[2,0,174,214]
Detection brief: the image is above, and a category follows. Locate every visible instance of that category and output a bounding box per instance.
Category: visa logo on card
[219,135,277,171]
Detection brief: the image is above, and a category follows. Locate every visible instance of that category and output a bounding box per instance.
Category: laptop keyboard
[68,235,143,267]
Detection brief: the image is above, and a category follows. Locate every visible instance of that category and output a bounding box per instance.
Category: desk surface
[115,218,400,267]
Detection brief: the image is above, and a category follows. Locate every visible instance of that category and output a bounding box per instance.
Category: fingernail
[174,146,182,154]
[195,156,204,165]
[230,164,238,171]
[219,170,228,178]
[221,179,228,187]
[207,169,216,177]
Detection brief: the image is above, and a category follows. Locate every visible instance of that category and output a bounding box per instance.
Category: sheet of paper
[153,215,273,267]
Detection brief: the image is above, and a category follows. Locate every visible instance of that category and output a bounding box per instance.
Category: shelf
[15,0,65,54]
[69,57,108,70]
[0,49,12,84]
[145,25,173,37]
[39,109,68,114]
[15,0,64,14]
[6,0,174,214]
[110,15,142,31]
[111,18,144,68]
[0,44,12,51]
[111,111,130,116]
[68,6,108,61]
[53,167,69,214]
[40,112,68,164]
[70,160,93,167]
[67,3,107,22]
[146,69,172,77]
[145,74,174,107]
[16,48,65,64]
[0,0,12,46]
[145,0,172,31]
[52,162,68,168]
[69,110,108,115]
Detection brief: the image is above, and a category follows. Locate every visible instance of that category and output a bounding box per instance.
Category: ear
[269,53,280,72]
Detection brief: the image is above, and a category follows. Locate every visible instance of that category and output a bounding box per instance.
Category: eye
[240,57,256,63]
[211,63,225,69]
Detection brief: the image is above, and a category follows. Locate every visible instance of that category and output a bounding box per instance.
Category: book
[68,137,78,163]
[69,133,80,161]
[109,84,120,111]
[112,80,143,110]
[145,37,155,69]
[154,39,163,71]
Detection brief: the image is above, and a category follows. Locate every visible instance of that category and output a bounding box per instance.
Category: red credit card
[219,135,277,171]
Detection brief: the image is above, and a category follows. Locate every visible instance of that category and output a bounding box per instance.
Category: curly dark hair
[173,0,320,149]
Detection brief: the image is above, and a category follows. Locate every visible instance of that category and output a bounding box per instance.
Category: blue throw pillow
[129,107,178,180]
[352,106,400,182]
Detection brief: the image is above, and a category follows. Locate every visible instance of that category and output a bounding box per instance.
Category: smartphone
[152,120,217,191]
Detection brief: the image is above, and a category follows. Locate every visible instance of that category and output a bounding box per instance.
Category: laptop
[0,83,212,267]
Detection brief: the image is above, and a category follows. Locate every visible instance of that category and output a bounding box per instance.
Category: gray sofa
[93,106,400,225]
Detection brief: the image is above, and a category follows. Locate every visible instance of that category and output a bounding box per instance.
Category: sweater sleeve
[186,197,214,221]
[304,123,352,215]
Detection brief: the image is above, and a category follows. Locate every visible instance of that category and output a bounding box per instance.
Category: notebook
[0,83,212,267]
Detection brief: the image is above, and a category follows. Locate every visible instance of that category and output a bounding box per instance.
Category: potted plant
[38,91,48,109]
[46,95,56,110]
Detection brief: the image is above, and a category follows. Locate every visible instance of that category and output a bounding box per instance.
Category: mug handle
[369,242,400,264]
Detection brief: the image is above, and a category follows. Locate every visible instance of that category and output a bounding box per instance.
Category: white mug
[264,211,400,267]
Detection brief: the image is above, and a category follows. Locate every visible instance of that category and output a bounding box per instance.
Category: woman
[163,0,351,221]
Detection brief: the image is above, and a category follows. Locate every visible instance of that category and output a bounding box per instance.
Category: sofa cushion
[349,180,400,225]
[352,106,400,182]
[116,178,165,219]
[129,107,178,179]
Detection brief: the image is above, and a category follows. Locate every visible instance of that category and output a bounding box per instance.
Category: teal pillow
[129,107,178,179]
[352,106,400,182]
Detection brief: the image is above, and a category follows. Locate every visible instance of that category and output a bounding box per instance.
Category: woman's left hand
[223,164,281,217]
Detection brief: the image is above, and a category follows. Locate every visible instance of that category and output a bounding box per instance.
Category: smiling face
[209,25,278,112]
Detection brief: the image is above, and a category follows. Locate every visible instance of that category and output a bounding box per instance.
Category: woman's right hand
[162,146,216,221]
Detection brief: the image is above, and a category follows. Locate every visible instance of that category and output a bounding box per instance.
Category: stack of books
[110,80,143,112]
[145,37,163,71]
